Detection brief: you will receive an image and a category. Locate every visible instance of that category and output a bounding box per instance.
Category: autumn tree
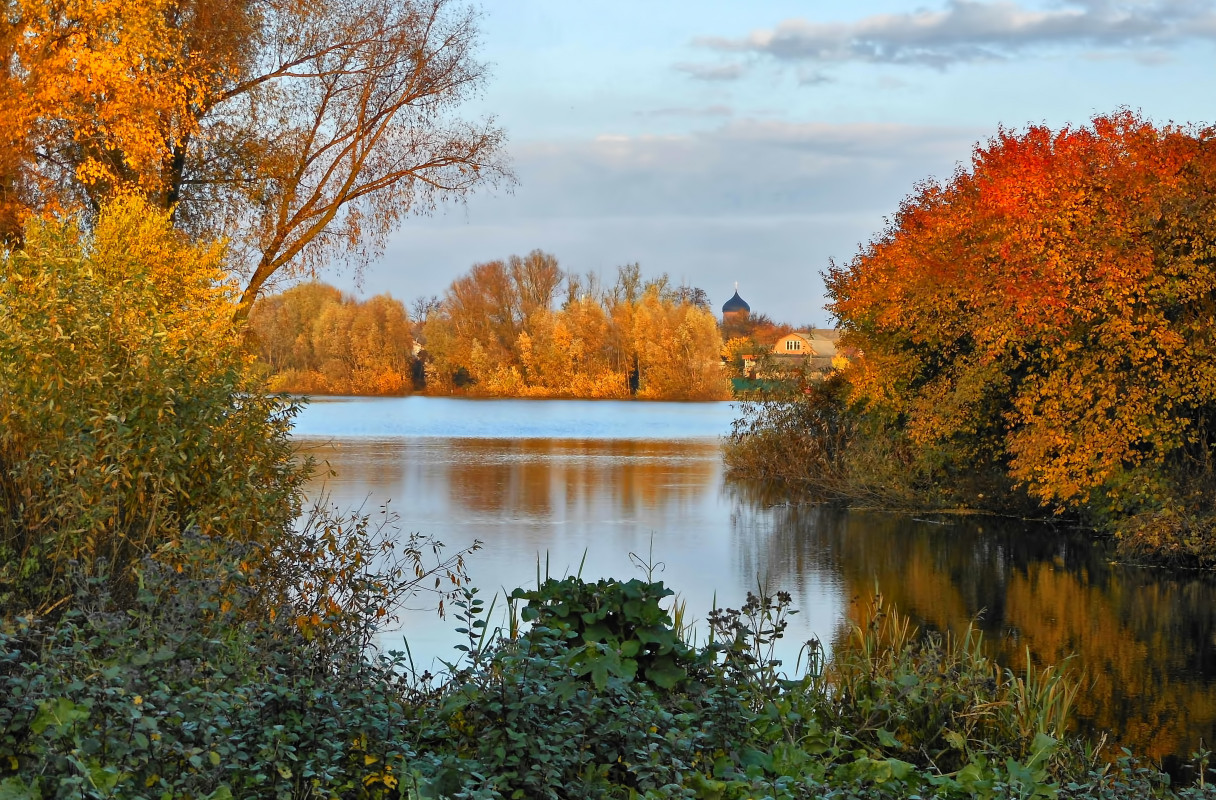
[423,250,563,392]
[421,254,727,399]
[0,197,304,607]
[827,111,1216,558]
[720,312,795,348]
[2,0,509,316]
[248,282,414,395]
[632,285,726,400]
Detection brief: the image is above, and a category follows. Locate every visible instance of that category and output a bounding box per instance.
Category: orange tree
[827,111,1216,559]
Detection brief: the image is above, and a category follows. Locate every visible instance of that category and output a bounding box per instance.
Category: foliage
[0,198,304,614]
[632,285,727,400]
[249,282,415,396]
[423,257,728,400]
[510,577,698,690]
[4,553,1215,799]
[724,374,861,500]
[260,499,481,656]
[730,111,1216,562]
[407,578,1216,799]
[810,592,1080,777]
[828,112,1216,540]
[0,505,478,800]
[2,0,510,313]
[719,312,796,348]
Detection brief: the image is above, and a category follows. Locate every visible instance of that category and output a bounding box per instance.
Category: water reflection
[297,436,844,678]
[728,489,1216,770]
[296,410,1216,773]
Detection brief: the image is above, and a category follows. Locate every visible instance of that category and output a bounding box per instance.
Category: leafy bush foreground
[3,567,1216,800]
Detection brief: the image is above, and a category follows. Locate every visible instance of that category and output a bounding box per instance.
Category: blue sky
[340,0,1216,325]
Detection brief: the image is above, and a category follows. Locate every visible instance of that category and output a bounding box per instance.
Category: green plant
[795,591,1081,788]
[511,577,697,691]
[0,553,410,798]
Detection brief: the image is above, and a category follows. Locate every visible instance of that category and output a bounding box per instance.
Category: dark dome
[722,290,750,314]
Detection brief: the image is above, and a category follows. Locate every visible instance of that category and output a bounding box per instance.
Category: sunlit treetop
[828,110,1216,513]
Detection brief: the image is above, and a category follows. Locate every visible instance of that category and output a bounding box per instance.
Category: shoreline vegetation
[4,200,1215,797]
[726,112,1216,570]
[248,258,731,402]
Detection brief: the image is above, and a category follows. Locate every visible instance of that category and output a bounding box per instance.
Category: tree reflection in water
[726,481,1216,772]
[295,433,1216,773]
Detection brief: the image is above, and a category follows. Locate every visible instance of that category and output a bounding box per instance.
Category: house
[773,331,837,367]
[739,330,841,379]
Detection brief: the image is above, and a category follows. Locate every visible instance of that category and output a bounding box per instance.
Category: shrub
[723,373,858,500]
[0,547,416,799]
[0,500,480,800]
[510,577,698,690]
[0,198,305,614]
[408,578,1203,800]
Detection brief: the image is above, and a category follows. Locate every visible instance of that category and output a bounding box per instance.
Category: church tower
[721,283,750,324]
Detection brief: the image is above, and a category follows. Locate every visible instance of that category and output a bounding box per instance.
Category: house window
[785,340,801,351]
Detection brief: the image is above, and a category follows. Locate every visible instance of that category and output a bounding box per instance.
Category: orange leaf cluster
[829,111,1216,513]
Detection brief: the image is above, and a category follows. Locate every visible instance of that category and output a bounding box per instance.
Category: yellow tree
[633,286,727,400]
[0,197,304,606]
[424,251,563,392]
[2,0,510,317]
[248,282,413,395]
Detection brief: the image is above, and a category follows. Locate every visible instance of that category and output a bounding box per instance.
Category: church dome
[722,290,750,314]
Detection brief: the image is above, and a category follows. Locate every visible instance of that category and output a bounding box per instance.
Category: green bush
[4,568,1215,799]
[0,545,416,799]
[509,577,698,690]
[405,578,1216,800]
[0,198,305,614]
[0,501,482,800]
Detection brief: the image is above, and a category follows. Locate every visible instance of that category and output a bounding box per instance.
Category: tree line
[249,283,416,396]
[251,252,729,400]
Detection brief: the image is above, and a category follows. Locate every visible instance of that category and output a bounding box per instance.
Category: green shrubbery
[7,564,1216,798]
[403,580,1212,799]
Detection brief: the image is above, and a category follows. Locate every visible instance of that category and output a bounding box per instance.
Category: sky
[333,0,1216,326]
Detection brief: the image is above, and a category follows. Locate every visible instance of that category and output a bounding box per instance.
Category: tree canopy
[422,256,727,400]
[827,111,1216,549]
[1,0,510,315]
[249,282,415,395]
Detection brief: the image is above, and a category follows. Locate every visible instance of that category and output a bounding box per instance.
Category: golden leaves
[831,111,1216,513]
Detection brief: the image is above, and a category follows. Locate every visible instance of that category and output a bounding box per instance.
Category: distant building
[740,330,842,378]
[721,285,750,324]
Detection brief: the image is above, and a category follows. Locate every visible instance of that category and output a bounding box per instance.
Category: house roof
[722,290,750,314]
[773,332,838,357]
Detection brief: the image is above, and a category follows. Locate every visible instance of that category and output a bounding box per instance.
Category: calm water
[294,396,1216,772]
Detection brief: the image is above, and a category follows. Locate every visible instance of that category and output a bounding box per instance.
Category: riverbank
[724,377,1216,569]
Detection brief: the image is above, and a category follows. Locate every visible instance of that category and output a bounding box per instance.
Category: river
[293,395,1216,774]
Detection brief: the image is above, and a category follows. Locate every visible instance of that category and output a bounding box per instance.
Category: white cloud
[673,61,748,80]
[690,0,1216,69]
